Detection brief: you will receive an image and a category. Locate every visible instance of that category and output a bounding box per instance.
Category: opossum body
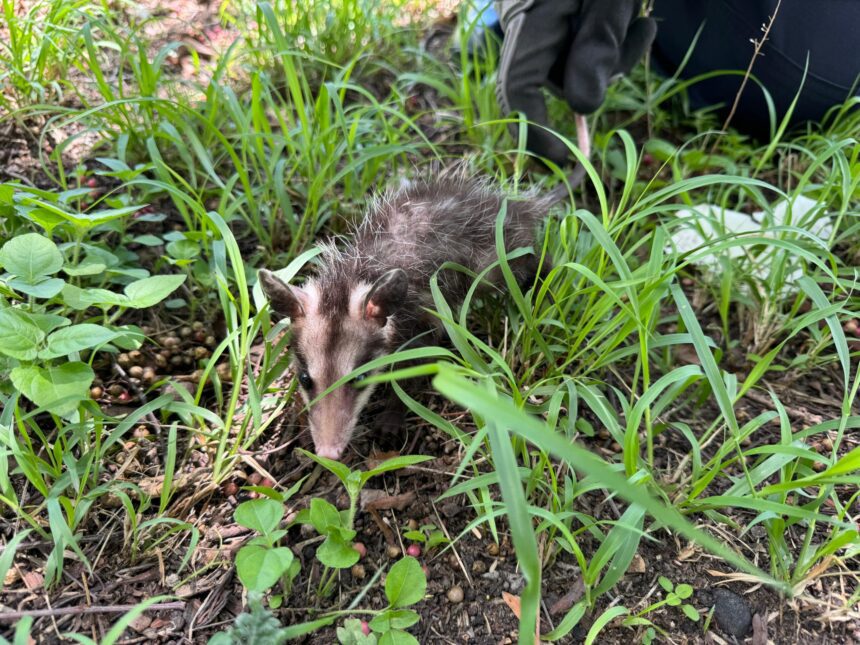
[259,169,561,459]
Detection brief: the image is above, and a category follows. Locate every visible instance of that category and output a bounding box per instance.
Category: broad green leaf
[317,535,360,569]
[61,284,129,310]
[5,276,65,299]
[0,308,44,360]
[309,497,342,534]
[235,544,294,592]
[124,275,186,308]
[682,604,700,621]
[64,258,108,276]
[675,584,693,599]
[234,498,284,535]
[18,311,70,333]
[378,630,419,645]
[369,609,420,632]
[40,324,119,359]
[10,362,94,415]
[384,556,426,608]
[0,233,63,281]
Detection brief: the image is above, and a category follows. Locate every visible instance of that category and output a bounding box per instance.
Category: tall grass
[1,0,857,642]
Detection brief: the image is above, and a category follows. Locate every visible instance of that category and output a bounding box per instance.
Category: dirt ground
[1,1,858,643]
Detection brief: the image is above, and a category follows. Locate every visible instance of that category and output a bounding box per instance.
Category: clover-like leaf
[384,557,426,609]
[682,604,700,622]
[317,534,360,569]
[235,498,284,535]
[235,544,294,592]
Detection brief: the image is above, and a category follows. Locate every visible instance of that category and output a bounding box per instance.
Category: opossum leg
[376,389,409,437]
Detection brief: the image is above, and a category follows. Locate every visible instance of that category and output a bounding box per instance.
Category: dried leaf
[501,592,540,645]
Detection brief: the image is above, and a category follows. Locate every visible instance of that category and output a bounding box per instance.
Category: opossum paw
[377,407,406,436]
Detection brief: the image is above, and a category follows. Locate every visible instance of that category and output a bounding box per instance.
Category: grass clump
[0,1,858,643]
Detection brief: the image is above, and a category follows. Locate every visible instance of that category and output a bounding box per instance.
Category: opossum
[259,117,591,460]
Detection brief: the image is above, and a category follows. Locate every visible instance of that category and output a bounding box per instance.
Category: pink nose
[316,445,344,460]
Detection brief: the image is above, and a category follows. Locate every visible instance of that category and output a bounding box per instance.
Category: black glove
[496,0,656,165]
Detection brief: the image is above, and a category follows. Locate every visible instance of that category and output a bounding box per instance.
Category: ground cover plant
[1,0,858,643]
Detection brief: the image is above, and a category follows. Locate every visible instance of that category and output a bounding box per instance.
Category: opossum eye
[297,371,313,391]
[353,372,367,386]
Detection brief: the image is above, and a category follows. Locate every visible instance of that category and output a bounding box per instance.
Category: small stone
[712,588,752,639]
[129,365,144,378]
[247,472,261,486]
[128,350,143,363]
[407,518,419,531]
[487,543,500,557]
[628,553,646,574]
[90,386,103,399]
[447,585,464,603]
[117,353,131,367]
[222,482,238,496]
[163,336,180,348]
[180,326,193,338]
[129,614,152,633]
[351,564,366,580]
[192,321,204,332]
[471,560,487,574]
[386,545,401,559]
[142,367,157,384]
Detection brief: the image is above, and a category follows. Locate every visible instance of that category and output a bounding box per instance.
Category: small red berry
[360,621,370,636]
[118,391,131,402]
[406,544,421,558]
[352,542,367,559]
[86,178,98,188]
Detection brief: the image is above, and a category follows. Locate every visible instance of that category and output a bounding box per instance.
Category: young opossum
[260,141,590,460]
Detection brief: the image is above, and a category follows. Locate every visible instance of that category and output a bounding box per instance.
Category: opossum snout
[308,383,373,461]
[315,442,347,461]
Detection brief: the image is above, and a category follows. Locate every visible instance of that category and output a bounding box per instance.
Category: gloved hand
[495,0,656,166]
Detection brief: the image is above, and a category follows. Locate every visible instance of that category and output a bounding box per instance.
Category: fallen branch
[0,601,185,621]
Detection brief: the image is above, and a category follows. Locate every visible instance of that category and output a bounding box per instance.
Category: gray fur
[261,166,560,459]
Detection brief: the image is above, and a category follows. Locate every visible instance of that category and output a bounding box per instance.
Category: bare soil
[1,2,858,644]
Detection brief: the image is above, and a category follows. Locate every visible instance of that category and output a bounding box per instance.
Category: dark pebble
[712,588,752,639]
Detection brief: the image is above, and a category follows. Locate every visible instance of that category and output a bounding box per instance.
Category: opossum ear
[258,269,307,320]
[363,268,407,324]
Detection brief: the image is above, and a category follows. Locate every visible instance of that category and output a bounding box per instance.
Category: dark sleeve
[651,0,860,137]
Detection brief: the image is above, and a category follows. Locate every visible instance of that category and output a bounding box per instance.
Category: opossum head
[258,268,408,460]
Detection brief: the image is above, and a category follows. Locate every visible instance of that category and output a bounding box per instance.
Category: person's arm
[495,0,655,166]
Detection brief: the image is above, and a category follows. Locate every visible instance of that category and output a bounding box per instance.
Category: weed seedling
[295,450,431,595]
[232,481,303,605]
